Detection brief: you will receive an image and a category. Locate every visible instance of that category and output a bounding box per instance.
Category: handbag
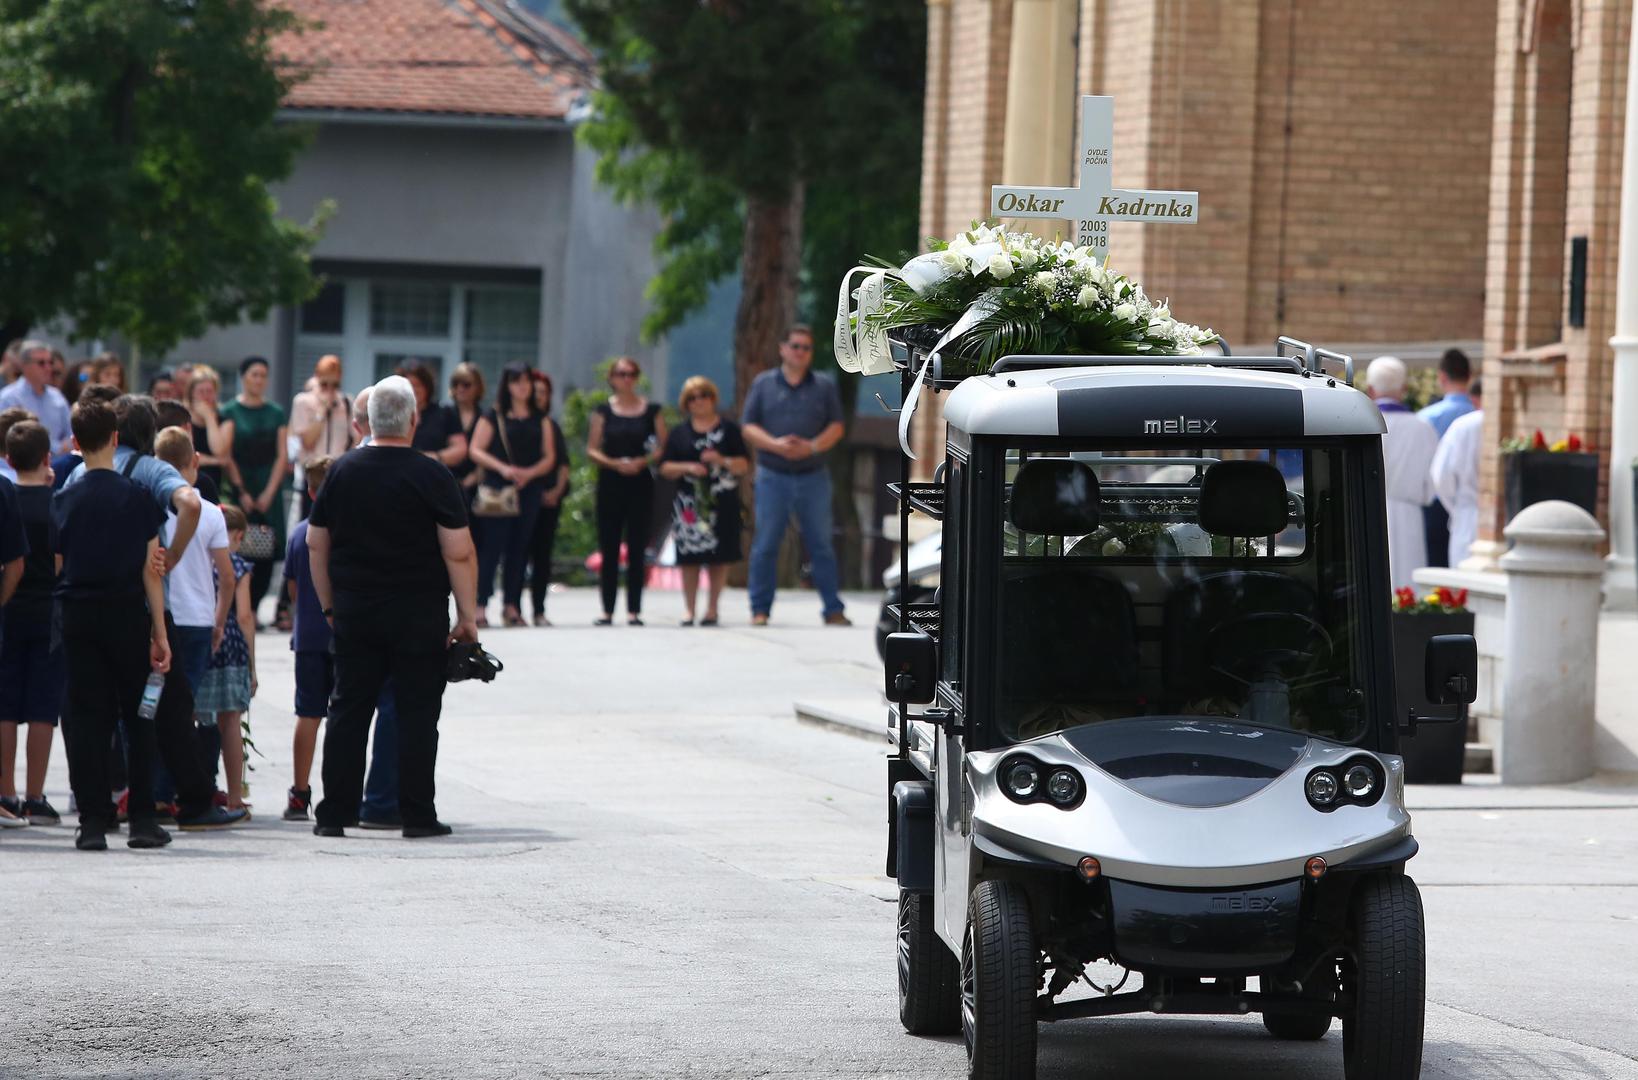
[241,522,276,561]
[472,412,521,518]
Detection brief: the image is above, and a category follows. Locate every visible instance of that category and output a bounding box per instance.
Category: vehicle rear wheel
[898,889,960,1034]
[962,880,1038,1080]
[1342,874,1426,1080]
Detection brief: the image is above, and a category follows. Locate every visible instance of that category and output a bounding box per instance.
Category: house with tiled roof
[168,0,686,404]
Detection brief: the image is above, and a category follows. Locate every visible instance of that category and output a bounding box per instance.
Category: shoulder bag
[472,413,521,518]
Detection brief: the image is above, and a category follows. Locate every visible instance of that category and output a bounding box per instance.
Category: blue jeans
[361,683,398,822]
[748,466,844,617]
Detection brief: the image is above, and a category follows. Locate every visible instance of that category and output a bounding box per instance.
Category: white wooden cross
[990,96,1198,259]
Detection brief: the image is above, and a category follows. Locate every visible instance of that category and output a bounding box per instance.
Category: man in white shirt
[1429,378,1484,568]
[1365,356,1440,591]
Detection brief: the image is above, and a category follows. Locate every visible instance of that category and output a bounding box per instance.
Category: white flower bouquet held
[836,223,1216,379]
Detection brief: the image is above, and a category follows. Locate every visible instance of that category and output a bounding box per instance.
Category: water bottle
[137,671,165,721]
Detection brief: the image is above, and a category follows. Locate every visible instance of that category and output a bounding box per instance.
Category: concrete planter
[1392,609,1475,784]
[1502,451,1599,522]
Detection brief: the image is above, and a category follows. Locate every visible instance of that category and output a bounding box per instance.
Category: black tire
[898,889,960,1034]
[1342,874,1426,1080]
[1262,1008,1332,1041]
[962,880,1038,1080]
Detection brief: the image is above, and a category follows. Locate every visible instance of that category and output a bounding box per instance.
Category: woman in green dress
[220,356,290,626]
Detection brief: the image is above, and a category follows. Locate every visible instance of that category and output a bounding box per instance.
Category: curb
[793,700,888,743]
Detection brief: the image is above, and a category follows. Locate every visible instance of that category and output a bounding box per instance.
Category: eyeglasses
[27,357,51,367]
[785,342,813,353]
[318,380,338,390]
[612,369,638,379]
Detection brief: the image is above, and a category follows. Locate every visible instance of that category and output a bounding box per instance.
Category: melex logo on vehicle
[1210,893,1281,914]
[1143,416,1219,435]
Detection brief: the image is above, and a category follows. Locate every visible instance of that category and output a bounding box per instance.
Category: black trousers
[61,599,153,829]
[315,600,449,829]
[1424,500,1451,568]
[476,496,541,611]
[596,473,653,616]
[529,504,562,615]
[154,613,220,816]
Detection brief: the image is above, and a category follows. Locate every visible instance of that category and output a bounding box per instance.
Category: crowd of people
[0,323,854,846]
[1367,348,1484,589]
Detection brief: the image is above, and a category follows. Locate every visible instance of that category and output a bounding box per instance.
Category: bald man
[1365,356,1439,591]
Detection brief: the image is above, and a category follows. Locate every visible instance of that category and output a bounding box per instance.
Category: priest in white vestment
[1428,378,1484,567]
[1366,356,1440,591]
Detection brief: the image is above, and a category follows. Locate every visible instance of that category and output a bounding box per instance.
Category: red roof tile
[273,0,591,120]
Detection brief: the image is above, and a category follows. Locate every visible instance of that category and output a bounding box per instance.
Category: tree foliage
[0,0,325,350]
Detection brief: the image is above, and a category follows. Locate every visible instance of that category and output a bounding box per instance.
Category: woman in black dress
[447,362,487,503]
[658,376,748,626]
[586,357,666,625]
[527,371,571,626]
[403,363,468,469]
[468,363,557,628]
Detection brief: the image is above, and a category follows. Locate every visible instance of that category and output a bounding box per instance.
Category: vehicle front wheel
[962,880,1038,1080]
[1342,874,1426,1080]
[898,889,960,1034]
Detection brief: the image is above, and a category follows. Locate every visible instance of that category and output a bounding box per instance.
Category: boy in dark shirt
[52,399,173,850]
[0,421,64,824]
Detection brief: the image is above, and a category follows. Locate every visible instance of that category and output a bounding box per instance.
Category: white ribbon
[833,265,898,376]
[895,289,1005,459]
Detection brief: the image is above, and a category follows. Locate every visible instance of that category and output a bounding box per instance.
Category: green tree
[565,0,923,407]
[0,0,324,349]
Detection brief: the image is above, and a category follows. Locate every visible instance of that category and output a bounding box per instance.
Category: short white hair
[368,375,416,438]
[1366,355,1408,397]
[352,385,372,431]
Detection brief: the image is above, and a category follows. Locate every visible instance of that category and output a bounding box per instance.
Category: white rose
[1030,271,1056,293]
[1113,302,1138,321]
[987,252,1015,280]
[1076,285,1099,307]
[1014,247,1039,269]
[1101,537,1127,556]
[939,248,968,272]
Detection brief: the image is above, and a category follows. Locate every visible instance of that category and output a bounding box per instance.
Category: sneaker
[357,814,402,830]
[283,787,313,821]
[313,823,346,838]
[154,802,178,826]
[824,612,853,627]
[0,795,22,817]
[403,821,453,838]
[115,790,129,823]
[176,806,249,831]
[75,826,108,851]
[21,797,61,826]
[127,822,173,849]
[0,806,26,829]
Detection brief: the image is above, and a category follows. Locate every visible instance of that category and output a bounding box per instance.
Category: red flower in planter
[1567,433,1584,451]
[1393,587,1417,612]
[1531,429,1549,450]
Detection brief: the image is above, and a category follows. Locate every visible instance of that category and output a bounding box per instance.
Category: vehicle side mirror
[884,631,937,704]
[1009,458,1100,535]
[1425,634,1477,705]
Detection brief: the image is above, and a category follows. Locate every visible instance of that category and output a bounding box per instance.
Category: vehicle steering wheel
[1206,611,1334,686]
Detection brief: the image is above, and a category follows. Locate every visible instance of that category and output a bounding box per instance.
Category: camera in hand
[447,640,504,684]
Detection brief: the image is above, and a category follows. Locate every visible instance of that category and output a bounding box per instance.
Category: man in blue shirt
[1417,349,1476,567]
[0,341,72,454]
[741,325,850,626]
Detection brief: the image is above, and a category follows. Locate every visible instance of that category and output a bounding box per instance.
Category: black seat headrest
[1010,458,1100,535]
[1198,460,1288,537]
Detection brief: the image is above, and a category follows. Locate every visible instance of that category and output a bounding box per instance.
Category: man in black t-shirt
[307,376,478,839]
[51,400,173,850]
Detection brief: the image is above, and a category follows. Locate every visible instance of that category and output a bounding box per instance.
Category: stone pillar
[1498,501,1606,783]
[1606,0,1638,609]
[1000,0,1077,237]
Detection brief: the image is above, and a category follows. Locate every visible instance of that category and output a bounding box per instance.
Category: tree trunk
[731,183,805,407]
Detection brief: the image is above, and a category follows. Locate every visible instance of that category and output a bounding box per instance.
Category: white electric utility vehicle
[880,339,1476,1080]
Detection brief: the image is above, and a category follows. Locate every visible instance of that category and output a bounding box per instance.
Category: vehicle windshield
[996,445,1369,744]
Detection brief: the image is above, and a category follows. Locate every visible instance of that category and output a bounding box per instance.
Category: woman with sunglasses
[658,376,748,625]
[586,357,666,625]
[468,362,557,628]
[447,363,487,503]
[290,355,355,517]
[526,371,572,626]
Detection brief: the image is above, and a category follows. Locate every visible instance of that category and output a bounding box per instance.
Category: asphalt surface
[2,586,1636,1079]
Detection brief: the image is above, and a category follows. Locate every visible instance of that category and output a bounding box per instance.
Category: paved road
[3,587,1636,1079]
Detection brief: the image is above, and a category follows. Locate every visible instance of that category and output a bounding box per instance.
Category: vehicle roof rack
[986,337,1354,385]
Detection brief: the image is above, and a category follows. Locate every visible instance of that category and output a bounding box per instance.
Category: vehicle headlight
[1046,768,1083,807]
[1344,764,1376,799]
[1004,760,1040,799]
[1306,770,1340,808]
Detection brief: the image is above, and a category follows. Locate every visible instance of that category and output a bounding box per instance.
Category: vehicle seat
[1000,568,1139,731]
